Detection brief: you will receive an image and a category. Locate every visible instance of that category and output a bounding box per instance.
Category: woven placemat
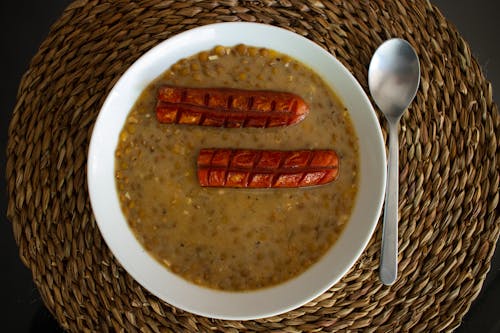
[7,0,499,332]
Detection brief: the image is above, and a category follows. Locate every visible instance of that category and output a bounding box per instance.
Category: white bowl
[87,22,386,320]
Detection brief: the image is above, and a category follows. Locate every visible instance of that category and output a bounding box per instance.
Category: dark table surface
[1,1,499,332]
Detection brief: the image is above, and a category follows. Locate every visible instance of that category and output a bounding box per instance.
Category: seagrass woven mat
[7,0,500,332]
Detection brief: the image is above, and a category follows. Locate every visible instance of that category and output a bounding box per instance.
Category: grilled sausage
[197,149,339,188]
[156,86,309,127]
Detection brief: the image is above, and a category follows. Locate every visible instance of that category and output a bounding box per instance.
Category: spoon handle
[380,121,399,285]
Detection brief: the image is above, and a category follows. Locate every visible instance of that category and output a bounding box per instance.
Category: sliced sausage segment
[156,86,309,127]
[197,149,339,188]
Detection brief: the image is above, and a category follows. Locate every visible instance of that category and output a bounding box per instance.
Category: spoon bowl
[369,39,420,120]
[368,38,420,285]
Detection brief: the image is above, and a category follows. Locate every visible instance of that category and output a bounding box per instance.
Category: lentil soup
[115,45,359,291]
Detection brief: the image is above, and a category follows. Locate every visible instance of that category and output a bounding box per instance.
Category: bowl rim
[87,22,386,320]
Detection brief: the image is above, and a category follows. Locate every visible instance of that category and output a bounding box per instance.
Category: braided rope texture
[6,0,499,332]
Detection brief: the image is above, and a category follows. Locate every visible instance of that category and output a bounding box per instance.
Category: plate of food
[87,22,386,320]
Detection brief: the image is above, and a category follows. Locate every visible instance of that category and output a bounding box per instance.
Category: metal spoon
[368,38,420,285]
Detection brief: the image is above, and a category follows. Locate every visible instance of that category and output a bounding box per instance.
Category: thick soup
[115,45,359,291]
